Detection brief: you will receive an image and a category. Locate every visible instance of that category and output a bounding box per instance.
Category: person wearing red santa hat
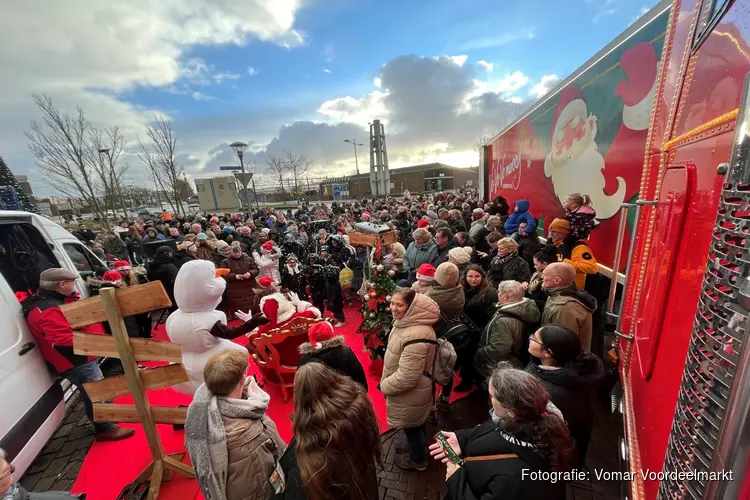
[417,219,430,229]
[245,288,322,339]
[113,259,148,287]
[298,320,368,390]
[411,263,436,294]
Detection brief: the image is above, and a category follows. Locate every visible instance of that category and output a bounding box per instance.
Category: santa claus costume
[249,291,321,339]
[166,259,268,396]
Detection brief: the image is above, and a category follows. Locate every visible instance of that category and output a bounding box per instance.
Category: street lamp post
[98,148,128,220]
[344,139,363,176]
[230,141,252,213]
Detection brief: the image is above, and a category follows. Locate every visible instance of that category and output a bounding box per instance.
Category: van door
[0,274,63,469]
[58,240,107,296]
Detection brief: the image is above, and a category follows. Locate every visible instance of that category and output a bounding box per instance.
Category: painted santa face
[466,270,483,287]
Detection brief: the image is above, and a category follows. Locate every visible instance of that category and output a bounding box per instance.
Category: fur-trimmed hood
[298,335,345,354]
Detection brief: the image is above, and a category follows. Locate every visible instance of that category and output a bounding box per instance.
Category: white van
[0,211,106,477]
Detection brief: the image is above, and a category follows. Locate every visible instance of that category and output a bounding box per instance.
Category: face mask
[490,408,501,425]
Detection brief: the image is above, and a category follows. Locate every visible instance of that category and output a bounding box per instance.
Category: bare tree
[137,116,184,215]
[91,126,129,219]
[283,151,312,196]
[266,156,289,201]
[25,94,111,225]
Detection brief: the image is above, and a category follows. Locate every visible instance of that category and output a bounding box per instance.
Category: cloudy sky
[1,0,656,196]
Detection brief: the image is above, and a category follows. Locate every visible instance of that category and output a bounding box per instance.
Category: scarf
[286,264,301,275]
[185,379,271,500]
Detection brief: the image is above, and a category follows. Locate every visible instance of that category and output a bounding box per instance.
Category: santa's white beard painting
[545,135,627,221]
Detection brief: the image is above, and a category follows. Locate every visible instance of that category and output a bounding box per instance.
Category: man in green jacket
[473,280,541,382]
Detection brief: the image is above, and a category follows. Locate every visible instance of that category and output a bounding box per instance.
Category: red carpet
[70,304,472,499]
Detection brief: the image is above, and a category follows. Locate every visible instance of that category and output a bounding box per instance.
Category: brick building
[319,163,478,199]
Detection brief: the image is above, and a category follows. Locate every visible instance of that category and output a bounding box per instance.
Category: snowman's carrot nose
[215,268,231,278]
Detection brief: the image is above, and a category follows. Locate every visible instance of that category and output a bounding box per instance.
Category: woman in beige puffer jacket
[380,288,439,471]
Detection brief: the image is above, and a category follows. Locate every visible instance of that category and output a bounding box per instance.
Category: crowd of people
[11,189,611,500]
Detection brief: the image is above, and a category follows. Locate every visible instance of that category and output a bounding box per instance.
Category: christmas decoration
[356,242,397,362]
[388,269,396,278]
[0,156,36,213]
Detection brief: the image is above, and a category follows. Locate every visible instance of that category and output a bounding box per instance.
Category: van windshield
[0,222,60,293]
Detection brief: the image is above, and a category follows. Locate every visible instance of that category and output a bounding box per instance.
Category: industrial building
[319,163,478,199]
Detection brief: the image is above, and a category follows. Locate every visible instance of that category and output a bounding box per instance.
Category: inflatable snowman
[166,259,267,396]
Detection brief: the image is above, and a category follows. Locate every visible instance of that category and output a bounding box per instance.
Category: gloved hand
[288,292,300,306]
[236,311,270,330]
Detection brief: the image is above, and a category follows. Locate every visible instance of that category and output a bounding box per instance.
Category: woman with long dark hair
[430,365,572,499]
[275,362,382,500]
[526,325,604,466]
[460,264,498,327]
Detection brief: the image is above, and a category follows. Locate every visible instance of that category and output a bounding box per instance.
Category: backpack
[403,338,457,386]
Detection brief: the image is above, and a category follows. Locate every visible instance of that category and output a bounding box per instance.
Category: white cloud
[247,66,258,76]
[191,91,216,101]
[593,8,617,22]
[477,60,494,72]
[323,42,335,62]
[373,77,382,88]
[317,91,388,127]
[529,74,561,98]
[447,55,469,67]
[460,30,535,50]
[213,72,241,84]
[0,0,306,193]
[323,69,332,74]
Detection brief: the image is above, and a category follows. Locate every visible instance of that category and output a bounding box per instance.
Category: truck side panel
[484,7,669,272]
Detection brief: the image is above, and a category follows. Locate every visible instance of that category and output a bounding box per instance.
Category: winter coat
[525,355,604,465]
[221,254,260,316]
[298,336,368,390]
[104,236,129,261]
[166,260,249,395]
[427,284,465,318]
[431,239,458,268]
[145,254,179,305]
[554,239,598,289]
[475,298,540,376]
[386,242,406,274]
[253,248,282,283]
[281,264,307,298]
[380,294,439,429]
[542,286,597,349]
[503,200,537,235]
[463,285,498,328]
[565,205,598,240]
[403,240,439,281]
[223,398,287,500]
[21,289,106,373]
[514,233,541,268]
[526,271,547,312]
[446,419,566,500]
[488,252,531,287]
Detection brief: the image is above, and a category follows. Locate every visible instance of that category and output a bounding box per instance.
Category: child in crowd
[411,263,436,294]
[504,199,537,236]
[564,193,598,240]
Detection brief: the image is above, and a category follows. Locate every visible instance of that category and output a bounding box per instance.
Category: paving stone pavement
[24,384,620,499]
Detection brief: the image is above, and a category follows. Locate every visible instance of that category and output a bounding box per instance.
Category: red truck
[481,0,750,498]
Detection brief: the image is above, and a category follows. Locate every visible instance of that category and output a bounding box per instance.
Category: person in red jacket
[21,268,135,442]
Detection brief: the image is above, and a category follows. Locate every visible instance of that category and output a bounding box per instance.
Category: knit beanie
[416,263,436,282]
[549,218,571,235]
[448,247,473,266]
[308,321,336,346]
[435,262,460,287]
